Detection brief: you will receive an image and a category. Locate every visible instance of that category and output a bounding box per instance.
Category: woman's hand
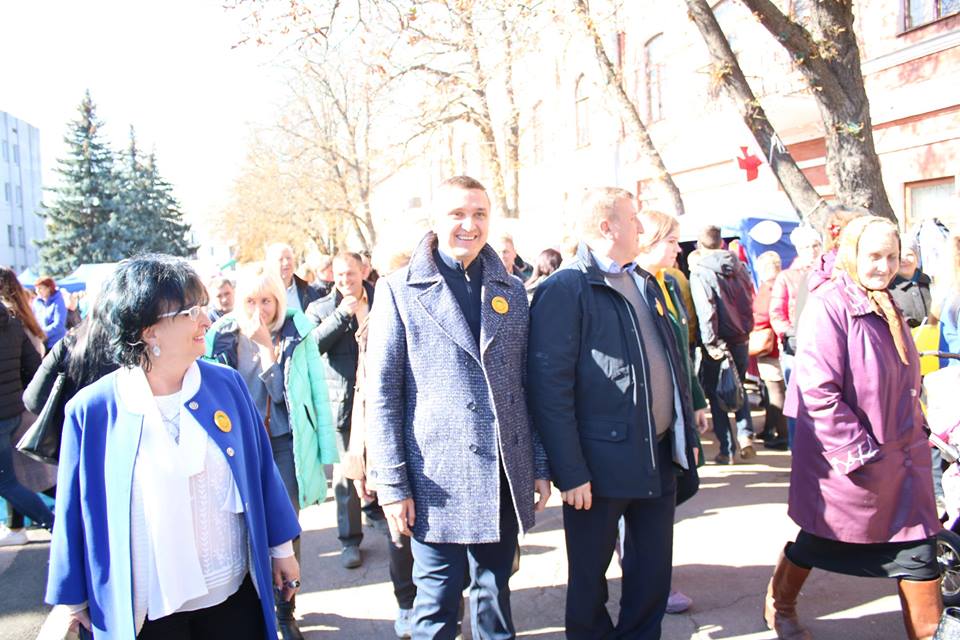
[694,409,709,434]
[272,554,301,602]
[240,313,274,350]
[68,608,91,633]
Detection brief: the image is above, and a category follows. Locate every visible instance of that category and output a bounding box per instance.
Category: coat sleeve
[794,297,879,475]
[45,405,88,605]
[364,278,411,504]
[690,273,719,349]
[527,274,590,491]
[769,272,792,338]
[19,325,42,388]
[23,340,67,414]
[311,307,354,354]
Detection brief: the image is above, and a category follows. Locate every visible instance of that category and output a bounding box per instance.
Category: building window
[17,226,24,248]
[904,0,960,30]
[645,34,666,122]
[6,225,13,247]
[15,185,22,206]
[904,177,956,229]
[3,183,9,202]
[12,144,19,166]
[1,141,7,162]
[575,75,590,148]
[531,101,544,164]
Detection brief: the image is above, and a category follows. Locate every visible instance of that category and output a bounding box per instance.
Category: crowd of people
[0,175,959,639]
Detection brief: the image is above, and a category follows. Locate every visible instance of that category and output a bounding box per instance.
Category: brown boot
[898,577,943,640]
[763,551,813,639]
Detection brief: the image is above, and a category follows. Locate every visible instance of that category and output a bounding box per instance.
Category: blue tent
[736,215,802,287]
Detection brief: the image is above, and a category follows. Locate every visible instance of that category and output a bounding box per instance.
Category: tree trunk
[739,0,896,222]
[573,0,685,216]
[461,5,512,218]
[501,16,520,218]
[685,0,826,227]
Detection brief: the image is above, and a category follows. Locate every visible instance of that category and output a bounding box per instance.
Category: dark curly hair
[101,254,208,370]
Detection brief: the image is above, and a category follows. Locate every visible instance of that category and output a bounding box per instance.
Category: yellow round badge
[214,410,232,433]
[491,296,509,315]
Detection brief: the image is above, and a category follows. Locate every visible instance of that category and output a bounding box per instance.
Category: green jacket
[204,309,338,507]
[661,272,707,467]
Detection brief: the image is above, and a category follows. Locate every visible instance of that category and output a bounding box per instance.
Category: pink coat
[769,261,808,338]
[784,273,939,543]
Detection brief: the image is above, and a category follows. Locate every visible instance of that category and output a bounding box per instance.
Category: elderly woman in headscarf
[765,216,942,640]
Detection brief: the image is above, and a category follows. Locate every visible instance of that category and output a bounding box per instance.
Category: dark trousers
[410,484,519,640]
[333,428,362,548]
[701,341,754,456]
[137,574,265,639]
[390,527,418,610]
[563,438,677,640]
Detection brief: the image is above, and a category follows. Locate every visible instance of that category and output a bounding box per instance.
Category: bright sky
[0,1,290,238]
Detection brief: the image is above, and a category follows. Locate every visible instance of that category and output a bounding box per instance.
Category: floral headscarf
[833,215,909,365]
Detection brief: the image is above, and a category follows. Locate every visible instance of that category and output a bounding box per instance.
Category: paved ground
[8,430,910,639]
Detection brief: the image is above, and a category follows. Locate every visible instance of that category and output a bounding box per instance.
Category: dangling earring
[152,343,161,357]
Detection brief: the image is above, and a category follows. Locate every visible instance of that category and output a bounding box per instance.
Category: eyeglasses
[158,305,208,322]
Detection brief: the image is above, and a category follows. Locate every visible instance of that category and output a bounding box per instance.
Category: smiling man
[365,175,551,639]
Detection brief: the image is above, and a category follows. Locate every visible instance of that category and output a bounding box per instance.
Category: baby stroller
[921,351,960,606]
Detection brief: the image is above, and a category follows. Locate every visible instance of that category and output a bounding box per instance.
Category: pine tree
[37,91,126,276]
[116,127,196,257]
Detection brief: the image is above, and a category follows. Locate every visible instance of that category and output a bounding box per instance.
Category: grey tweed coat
[365,232,550,544]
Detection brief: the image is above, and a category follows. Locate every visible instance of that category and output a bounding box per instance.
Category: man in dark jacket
[690,226,755,464]
[889,235,932,328]
[528,187,699,640]
[267,243,325,312]
[305,252,374,569]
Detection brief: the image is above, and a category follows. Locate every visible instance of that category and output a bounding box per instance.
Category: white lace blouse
[130,391,249,632]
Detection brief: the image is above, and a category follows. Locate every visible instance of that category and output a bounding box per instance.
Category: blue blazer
[365,232,549,545]
[45,359,301,639]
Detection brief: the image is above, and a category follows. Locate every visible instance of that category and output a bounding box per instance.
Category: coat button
[226,447,235,457]
[467,402,476,411]
[904,459,912,468]
[189,401,199,410]
[610,430,618,437]
[469,444,480,454]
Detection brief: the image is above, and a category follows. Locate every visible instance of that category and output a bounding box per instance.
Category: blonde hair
[234,263,288,333]
[637,210,679,254]
[577,187,634,240]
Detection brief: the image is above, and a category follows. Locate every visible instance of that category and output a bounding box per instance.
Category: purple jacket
[784,273,939,543]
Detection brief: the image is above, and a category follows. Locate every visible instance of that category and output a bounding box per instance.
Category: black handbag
[16,373,68,465]
[716,350,745,413]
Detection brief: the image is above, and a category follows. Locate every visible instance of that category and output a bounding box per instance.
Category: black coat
[0,306,41,419]
[295,274,327,311]
[304,281,375,432]
[889,272,932,328]
[527,243,698,499]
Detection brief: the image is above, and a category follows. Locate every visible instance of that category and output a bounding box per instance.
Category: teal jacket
[205,309,338,507]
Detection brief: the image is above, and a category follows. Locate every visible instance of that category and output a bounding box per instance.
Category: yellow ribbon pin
[655,299,665,317]
[491,296,509,315]
[214,410,232,433]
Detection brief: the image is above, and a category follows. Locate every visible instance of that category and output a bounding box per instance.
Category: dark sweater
[0,305,41,419]
[888,271,932,328]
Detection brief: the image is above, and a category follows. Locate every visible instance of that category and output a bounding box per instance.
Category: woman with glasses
[205,263,336,640]
[46,255,301,640]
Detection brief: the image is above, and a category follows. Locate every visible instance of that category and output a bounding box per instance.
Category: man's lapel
[479,247,514,357]
[408,232,481,363]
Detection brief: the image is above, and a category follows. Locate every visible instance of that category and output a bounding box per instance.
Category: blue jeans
[780,352,796,450]
[0,415,54,530]
[701,341,754,457]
